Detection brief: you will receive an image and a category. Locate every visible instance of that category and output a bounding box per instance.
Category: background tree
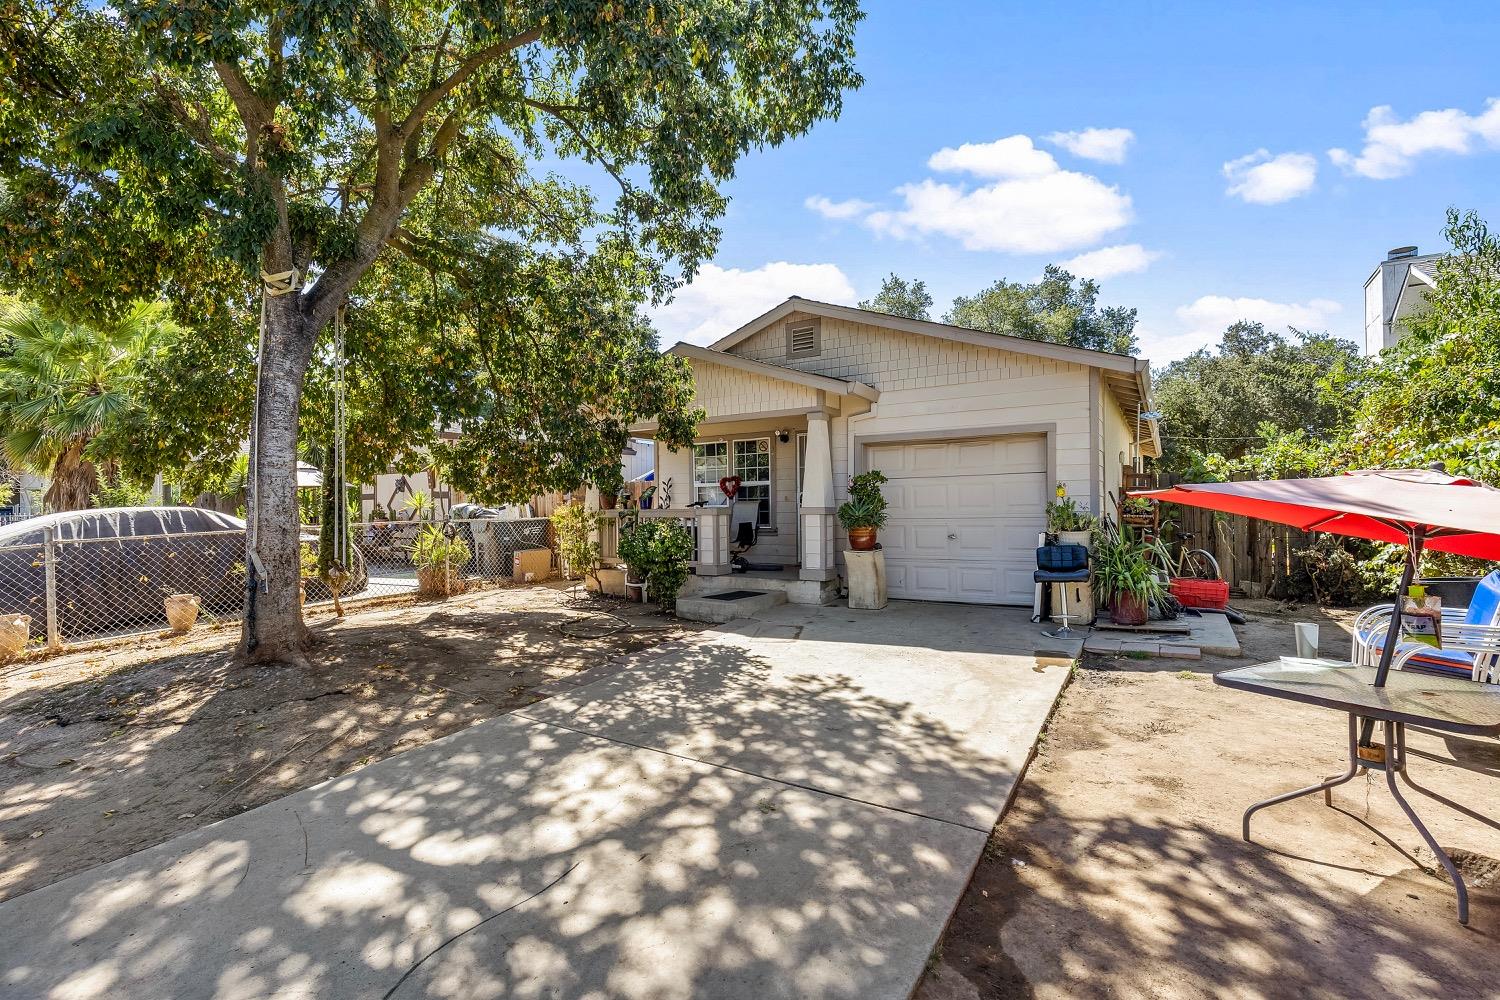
[944,264,1139,354]
[1152,320,1370,478]
[858,272,932,320]
[0,2,863,664]
[1346,208,1500,481]
[0,299,180,510]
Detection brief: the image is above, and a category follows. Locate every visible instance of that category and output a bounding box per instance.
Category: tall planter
[1110,593,1148,626]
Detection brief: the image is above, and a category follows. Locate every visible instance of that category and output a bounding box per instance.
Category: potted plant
[1092,527,1166,626]
[1045,490,1096,548]
[838,471,889,551]
[411,524,471,597]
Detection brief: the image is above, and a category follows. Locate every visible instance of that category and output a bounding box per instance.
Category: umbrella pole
[1361,532,1424,747]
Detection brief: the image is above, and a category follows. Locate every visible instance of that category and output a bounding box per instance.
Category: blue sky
[646,1,1500,362]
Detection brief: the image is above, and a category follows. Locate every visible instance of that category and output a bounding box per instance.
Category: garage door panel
[868,434,1047,605]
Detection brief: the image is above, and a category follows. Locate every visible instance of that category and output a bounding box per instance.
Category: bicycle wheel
[1183,548,1221,580]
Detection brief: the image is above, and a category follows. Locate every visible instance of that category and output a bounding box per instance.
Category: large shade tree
[0,2,863,665]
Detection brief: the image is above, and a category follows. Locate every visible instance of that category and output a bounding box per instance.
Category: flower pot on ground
[0,614,29,662]
[163,593,201,633]
[838,471,889,551]
[1091,527,1167,625]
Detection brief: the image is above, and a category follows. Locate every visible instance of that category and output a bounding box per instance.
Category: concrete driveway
[0,602,1078,1000]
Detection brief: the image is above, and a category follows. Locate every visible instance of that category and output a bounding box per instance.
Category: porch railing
[597,506,732,575]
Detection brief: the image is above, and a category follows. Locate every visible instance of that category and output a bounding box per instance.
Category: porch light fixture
[776,429,791,443]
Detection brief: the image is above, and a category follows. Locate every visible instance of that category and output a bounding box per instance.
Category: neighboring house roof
[668,341,881,402]
[704,296,1159,456]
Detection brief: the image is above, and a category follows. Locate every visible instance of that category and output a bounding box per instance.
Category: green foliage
[402,490,434,521]
[1045,491,1094,533]
[1346,208,1500,486]
[1153,321,1370,478]
[90,479,155,508]
[944,265,1138,355]
[1091,528,1167,606]
[0,0,863,518]
[1291,535,1402,607]
[858,273,932,320]
[410,524,470,571]
[837,470,889,530]
[616,513,693,611]
[0,298,181,510]
[552,499,602,580]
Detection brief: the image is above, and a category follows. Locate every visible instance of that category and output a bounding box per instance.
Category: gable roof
[668,342,880,402]
[708,296,1158,455]
[711,296,1148,375]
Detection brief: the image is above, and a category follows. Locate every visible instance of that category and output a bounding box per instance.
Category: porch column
[800,411,838,582]
[695,507,733,576]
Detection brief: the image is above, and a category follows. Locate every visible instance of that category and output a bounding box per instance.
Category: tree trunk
[45,441,98,511]
[238,294,319,666]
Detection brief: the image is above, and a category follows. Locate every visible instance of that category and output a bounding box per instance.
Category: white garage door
[866,435,1047,605]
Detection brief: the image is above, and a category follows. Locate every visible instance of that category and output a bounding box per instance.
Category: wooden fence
[1161,502,1314,598]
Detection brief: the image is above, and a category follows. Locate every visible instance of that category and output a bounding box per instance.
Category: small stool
[1035,544,1090,640]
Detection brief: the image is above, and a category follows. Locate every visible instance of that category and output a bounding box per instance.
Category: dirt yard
[0,583,698,903]
[920,600,1500,1000]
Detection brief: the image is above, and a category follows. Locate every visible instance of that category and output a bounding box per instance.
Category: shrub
[552,500,602,581]
[617,514,694,610]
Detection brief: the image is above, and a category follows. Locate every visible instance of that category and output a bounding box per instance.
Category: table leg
[1244,714,1360,842]
[1384,720,1470,925]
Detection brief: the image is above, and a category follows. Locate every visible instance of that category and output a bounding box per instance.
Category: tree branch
[520,98,631,195]
[396,25,542,138]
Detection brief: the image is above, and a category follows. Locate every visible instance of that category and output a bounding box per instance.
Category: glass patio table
[1215,657,1500,924]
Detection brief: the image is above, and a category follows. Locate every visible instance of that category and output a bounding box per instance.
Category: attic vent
[785,318,821,358]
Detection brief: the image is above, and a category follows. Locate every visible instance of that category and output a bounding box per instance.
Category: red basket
[1169,577,1230,609]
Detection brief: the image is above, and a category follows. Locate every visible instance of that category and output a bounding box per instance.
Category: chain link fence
[0,516,556,652]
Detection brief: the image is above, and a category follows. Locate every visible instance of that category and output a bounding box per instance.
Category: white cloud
[1059,244,1162,280]
[1044,127,1135,164]
[812,133,1135,255]
[926,135,1059,178]
[648,262,856,346]
[1175,295,1342,340]
[1329,99,1500,179]
[804,194,875,220]
[1222,150,1318,204]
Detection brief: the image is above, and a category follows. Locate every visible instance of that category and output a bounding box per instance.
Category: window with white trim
[692,438,773,528]
[733,438,772,528]
[692,442,728,505]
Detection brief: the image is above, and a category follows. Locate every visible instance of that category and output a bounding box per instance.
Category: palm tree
[0,300,180,511]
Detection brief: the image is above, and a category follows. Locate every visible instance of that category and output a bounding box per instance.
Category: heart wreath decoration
[718,475,742,500]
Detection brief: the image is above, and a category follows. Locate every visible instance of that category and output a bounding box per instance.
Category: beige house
[619,297,1159,607]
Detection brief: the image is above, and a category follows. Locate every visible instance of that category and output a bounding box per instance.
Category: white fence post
[43,525,61,650]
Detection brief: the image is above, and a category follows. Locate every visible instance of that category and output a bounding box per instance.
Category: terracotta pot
[417,564,464,597]
[0,614,29,663]
[600,493,618,510]
[1110,593,1149,626]
[163,593,201,633]
[847,527,878,551]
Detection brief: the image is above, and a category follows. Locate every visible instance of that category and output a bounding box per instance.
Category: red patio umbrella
[1143,468,1500,701]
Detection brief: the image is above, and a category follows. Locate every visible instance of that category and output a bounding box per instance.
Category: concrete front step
[681,571,839,606]
[676,588,788,623]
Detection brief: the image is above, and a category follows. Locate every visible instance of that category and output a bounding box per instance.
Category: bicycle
[1158,528,1221,580]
